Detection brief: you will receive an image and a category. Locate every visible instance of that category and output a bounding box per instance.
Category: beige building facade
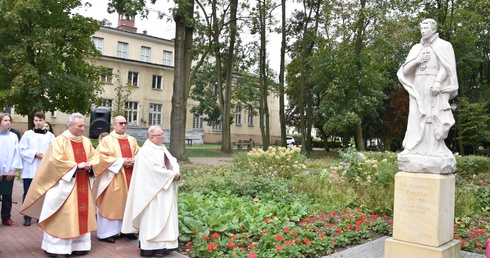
[9,17,281,145]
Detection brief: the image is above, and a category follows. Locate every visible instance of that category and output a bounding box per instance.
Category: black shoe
[140,249,153,257]
[71,250,88,256]
[154,249,169,257]
[44,251,68,258]
[121,233,138,240]
[140,249,168,257]
[99,236,115,243]
[23,217,31,226]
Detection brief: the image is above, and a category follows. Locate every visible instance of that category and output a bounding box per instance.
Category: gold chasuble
[94,132,139,220]
[20,131,99,239]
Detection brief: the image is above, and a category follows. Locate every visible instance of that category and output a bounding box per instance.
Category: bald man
[94,116,140,243]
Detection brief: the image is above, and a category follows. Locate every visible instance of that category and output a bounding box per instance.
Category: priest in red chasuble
[21,113,100,258]
[93,115,140,243]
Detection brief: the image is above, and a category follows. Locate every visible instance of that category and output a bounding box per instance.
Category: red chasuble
[71,141,89,235]
[118,138,134,188]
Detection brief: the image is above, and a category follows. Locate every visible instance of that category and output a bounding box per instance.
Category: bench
[185,138,193,146]
[233,139,254,151]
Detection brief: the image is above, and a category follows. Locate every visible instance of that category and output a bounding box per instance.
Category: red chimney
[117,13,137,33]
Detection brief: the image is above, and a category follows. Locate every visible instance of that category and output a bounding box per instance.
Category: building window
[235,106,242,125]
[141,46,151,62]
[100,68,113,84]
[152,75,162,90]
[125,101,138,125]
[98,99,113,108]
[212,119,222,131]
[163,50,172,66]
[128,71,139,87]
[148,103,162,126]
[92,37,104,53]
[192,114,203,129]
[117,42,128,58]
[49,111,57,118]
[248,110,254,126]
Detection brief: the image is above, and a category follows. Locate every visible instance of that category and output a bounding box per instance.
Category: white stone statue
[397,18,458,174]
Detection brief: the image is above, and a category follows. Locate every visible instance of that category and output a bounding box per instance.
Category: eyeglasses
[118,122,128,125]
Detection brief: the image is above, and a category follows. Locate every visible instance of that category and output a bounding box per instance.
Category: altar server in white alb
[122,125,180,257]
[19,112,55,226]
[0,113,23,227]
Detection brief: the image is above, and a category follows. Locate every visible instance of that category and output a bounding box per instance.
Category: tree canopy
[0,0,104,117]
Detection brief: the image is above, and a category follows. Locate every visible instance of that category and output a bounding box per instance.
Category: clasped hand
[431,81,441,96]
[77,162,92,170]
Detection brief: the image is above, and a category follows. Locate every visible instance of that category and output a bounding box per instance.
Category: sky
[75,0,295,74]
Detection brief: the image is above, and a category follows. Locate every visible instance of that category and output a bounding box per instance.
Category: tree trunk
[170,5,189,161]
[278,0,287,148]
[221,0,238,153]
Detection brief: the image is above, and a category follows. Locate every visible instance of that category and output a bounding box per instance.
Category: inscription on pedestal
[393,172,455,247]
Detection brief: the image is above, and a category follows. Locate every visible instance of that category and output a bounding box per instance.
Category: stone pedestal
[384,172,460,257]
[385,238,461,258]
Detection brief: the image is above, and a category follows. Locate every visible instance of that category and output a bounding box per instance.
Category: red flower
[388,221,393,226]
[185,242,192,249]
[276,245,283,251]
[202,235,210,241]
[336,228,344,234]
[207,242,218,252]
[303,238,312,245]
[249,253,257,258]
[249,243,255,249]
[243,233,249,237]
[476,242,482,247]
[461,240,468,247]
[365,221,371,226]
[227,242,236,249]
[357,207,363,212]
[263,218,271,223]
[283,228,291,234]
[294,238,301,243]
[319,213,325,219]
[454,235,460,240]
[355,227,361,231]
[331,241,336,246]
[275,234,284,241]
[292,231,298,236]
[285,240,293,246]
[194,229,199,233]
[262,230,268,235]
[212,233,220,239]
[318,232,325,239]
[470,234,476,239]
[359,215,366,221]
[231,235,237,239]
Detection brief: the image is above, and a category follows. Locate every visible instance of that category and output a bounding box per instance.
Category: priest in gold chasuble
[21,113,99,258]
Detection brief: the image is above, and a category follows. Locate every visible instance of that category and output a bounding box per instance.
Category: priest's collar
[114,130,126,136]
[65,130,83,140]
[421,33,439,46]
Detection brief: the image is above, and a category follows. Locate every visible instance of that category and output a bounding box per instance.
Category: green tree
[0,0,103,124]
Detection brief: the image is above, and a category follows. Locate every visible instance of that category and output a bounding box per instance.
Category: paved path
[0,180,187,258]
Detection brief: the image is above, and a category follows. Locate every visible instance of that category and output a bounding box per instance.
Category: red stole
[118,139,134,188]
[71,141,89,235]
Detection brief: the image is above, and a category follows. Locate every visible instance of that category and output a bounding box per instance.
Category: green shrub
[244,146,307,179]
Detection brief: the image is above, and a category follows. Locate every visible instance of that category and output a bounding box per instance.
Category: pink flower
[249,253,257,258]
[276,245,283,251]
